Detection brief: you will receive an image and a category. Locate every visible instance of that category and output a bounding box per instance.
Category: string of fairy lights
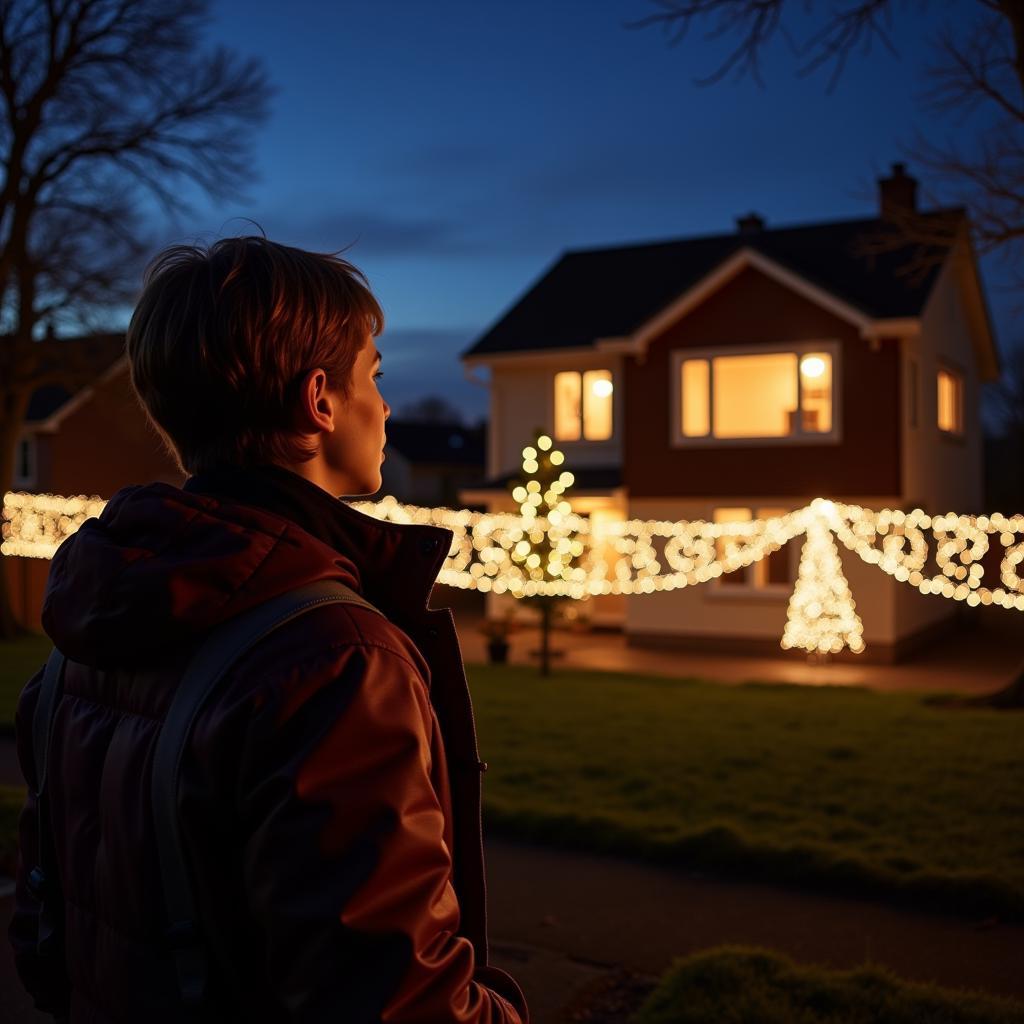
[3,434,1023,655]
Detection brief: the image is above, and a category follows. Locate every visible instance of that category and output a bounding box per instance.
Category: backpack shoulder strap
[152,579,383,1010]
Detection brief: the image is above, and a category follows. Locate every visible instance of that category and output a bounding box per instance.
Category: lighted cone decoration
[781,516,865,656]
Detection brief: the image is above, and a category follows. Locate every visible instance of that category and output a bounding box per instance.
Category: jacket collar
[183,464,453,621]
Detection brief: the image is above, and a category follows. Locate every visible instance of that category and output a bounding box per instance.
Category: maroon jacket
[9,464,528,1022]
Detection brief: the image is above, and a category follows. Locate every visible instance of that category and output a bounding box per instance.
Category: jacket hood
[41,478,452,669]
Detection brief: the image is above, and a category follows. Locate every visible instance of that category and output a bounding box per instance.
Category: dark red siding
[43,362,183,496]
[624,266,901,498]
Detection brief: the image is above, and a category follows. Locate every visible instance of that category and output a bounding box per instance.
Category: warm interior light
[800,356,826,378]
[591,378,613,398]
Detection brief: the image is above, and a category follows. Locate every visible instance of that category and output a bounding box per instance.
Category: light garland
[5,489,1023,656]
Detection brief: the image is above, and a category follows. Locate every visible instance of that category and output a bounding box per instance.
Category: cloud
[240,208,479,259]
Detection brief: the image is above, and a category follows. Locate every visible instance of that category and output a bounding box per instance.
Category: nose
[383,399,391,420]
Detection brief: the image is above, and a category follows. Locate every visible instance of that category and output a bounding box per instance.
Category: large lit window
[677,347,836,443]
[937,367,963,435]
[554,369,613,441]
[714,506,791,590]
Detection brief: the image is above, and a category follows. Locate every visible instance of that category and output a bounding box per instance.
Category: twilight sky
[168,0,1014,426]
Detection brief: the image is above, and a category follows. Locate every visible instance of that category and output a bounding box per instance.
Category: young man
[9,237,529,1022]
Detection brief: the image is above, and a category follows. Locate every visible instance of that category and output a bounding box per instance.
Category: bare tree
[0,0,271,637]
[629,1,1024,275]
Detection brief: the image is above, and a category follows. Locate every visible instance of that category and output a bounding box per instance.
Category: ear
[296,368,336,433]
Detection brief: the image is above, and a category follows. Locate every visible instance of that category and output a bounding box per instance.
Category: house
[458,165,1000,662]
[5,335,182,629]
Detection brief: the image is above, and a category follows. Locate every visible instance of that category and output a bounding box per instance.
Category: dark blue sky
[174,1,1013,424]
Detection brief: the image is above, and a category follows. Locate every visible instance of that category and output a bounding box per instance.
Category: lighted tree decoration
[781,509,865,657]
[508,428,584,675]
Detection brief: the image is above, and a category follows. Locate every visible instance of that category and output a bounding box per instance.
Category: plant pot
[486,639,509,664]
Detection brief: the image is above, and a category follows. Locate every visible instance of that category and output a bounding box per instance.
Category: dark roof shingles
[462,211,963,358]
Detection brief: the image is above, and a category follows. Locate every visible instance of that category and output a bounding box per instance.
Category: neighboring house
[380,419,486,508]
[5,334,182,629]
[459,165,1000,661]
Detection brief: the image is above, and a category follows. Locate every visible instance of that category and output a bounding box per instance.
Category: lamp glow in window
[554,369,613,440]
[799,352,832,433]
[582,369,613,440]
[937,368,963,435]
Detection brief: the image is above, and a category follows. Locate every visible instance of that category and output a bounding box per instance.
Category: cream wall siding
[624,498,900,645]
[911,251,985,514]
[488,354,624,478]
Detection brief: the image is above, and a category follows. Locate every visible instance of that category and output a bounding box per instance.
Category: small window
[713,506,792,590]
[554,369,613,441]
[937,367,963,435]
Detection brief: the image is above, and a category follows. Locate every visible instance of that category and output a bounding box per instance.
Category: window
[937,367,963,435]
[13,436,37,489]
[554,369,613,441]
[674,344,838,445]
[714,506,792,590]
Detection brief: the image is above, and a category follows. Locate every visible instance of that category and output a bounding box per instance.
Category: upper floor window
[714,506,792,590]
[937,367,964,435]
[554,369,613,441]
[672,343,839,446]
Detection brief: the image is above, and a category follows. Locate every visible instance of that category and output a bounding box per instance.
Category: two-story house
[459,165,1000,662]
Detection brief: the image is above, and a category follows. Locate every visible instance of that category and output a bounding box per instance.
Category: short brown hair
[127,236,384,476]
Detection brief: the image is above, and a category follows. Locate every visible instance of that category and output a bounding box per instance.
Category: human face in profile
[320,335,391,497]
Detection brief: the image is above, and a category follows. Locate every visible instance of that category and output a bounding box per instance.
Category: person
[8,237,529,1022]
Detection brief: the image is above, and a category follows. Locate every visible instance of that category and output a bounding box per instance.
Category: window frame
[936,362,965,438]
[552,367,617,444]
[669,340,843,448]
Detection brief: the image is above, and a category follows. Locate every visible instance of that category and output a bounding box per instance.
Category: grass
[2,641,1021,919]
[631,947,1024,1024]
[0,632,51,732]
[467,664,1024,920]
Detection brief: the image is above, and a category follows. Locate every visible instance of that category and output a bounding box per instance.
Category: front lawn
[632,947,1024,1024]
[468,665,1024,920]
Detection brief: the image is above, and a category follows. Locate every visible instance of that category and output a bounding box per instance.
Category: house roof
[462,210,965,359]
[384,420,486,467]
[24,333,127,425]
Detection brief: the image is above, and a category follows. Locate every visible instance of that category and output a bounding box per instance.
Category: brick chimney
[878,162,917,219]
[735,212,765,235]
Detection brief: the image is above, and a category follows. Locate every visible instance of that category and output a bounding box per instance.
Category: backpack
[28,578,383,1013]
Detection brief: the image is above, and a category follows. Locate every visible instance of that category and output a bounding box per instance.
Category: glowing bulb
[537,435,552,450]
[800,356,826,379]
[592,379,613,398]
